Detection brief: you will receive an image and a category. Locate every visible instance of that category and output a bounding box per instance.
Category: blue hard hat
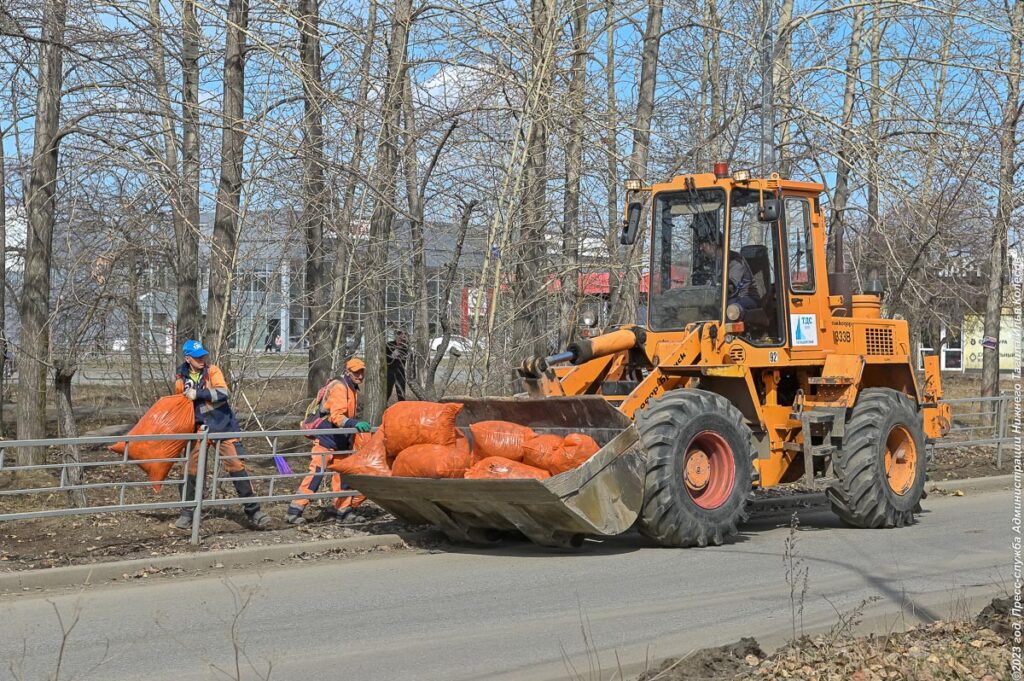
[182,340,209,358]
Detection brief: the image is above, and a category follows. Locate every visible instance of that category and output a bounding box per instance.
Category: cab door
[781,194,827,353]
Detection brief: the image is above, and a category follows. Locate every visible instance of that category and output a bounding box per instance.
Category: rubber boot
[286,504,306,525]
[229,470,270,528]
[174,475,198,530]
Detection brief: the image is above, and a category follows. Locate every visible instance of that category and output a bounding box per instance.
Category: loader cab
[647,186,785,346]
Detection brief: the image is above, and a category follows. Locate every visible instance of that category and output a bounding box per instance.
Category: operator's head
[182,340,209,369]
[345,357,366,385]
[698,232,722,258]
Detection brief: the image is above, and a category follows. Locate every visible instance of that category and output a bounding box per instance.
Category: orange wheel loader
[342,166,951,548]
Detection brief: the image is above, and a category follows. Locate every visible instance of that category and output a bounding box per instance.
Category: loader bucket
[341,396,648,547]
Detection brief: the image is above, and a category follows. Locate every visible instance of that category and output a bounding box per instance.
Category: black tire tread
[635,389,754,547]
[827,388,925,529]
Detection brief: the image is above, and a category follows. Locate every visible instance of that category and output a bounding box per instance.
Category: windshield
[648,188,726,330]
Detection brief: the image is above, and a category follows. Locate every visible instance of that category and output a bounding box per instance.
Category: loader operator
[697,229,759,318]
[286,357,372,526]
[174,340,271,530]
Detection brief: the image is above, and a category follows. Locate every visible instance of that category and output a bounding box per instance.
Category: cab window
[784,197,814,292]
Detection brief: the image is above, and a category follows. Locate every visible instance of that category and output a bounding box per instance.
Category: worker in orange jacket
[286,357,371,525]
[173,340,271,530]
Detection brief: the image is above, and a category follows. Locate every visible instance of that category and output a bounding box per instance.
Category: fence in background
[0,395,1016,543]
[0,426,361,544]
[927,395,1014,468]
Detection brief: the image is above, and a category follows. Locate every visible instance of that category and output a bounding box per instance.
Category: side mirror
[621,202,643,245]
[758,198,780,222]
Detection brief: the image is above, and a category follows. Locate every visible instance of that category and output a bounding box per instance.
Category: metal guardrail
[0,426,364,545]
[927,394,1014,468]
[0,395,1015,545]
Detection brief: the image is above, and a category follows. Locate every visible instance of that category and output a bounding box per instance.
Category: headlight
[624,178,643,191]
[726,303,742,321]
[581,312,596,327]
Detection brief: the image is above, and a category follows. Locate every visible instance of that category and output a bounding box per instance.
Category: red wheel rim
[682,431,736,509]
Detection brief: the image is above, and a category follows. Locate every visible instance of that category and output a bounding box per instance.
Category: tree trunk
[0,123,7,437]
[608,0,663,324]
[865,0,883,235]
[146,0,197,355]
[362,0,411,424]
[773,0,795,177]
[330,0,377,368]
[515,0,558,358]
[126,248,144,404]
[206,0,248,367]
[297,0,331,397]
[401,110,432,400]
[178,0,202,346]
[560,0,589,347]
[603,0,620,316]
[982,0,1022,398]
[828,6,865,273]
[703,0,723,163]
[17,0,66,465]
[53,358,86,508]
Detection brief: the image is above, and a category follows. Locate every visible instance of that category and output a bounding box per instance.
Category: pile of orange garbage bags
[331,401,601,481]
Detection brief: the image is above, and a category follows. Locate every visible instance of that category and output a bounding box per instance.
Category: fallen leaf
[953,489,964,496]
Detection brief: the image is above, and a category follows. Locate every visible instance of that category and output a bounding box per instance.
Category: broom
[240,391,293,475]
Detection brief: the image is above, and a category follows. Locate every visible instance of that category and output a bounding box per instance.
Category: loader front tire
[635,390,753,547]
[827,388,926,528]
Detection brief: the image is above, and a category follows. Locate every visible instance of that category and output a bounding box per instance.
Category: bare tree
[828,5,865,272]
[178,0,201,346]
[206,0,248,365]
[297,0,331,396]
[609,0,663,324]
[559,0,589,347]
[982,0,1022,397]
[17,0,67,464]
[363,0,411,423]
[0,122,7,436]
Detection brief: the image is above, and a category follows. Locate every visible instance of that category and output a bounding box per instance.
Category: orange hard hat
[346,357,366,373]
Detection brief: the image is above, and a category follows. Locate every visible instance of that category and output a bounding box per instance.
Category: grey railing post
[190,427,210,546]
[996,395,1007,469]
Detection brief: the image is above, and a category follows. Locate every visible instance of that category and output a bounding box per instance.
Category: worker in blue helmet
[173,340,271,530]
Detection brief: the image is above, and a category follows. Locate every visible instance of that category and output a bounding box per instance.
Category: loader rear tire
[635,390,753,547]
[827,388,926,528]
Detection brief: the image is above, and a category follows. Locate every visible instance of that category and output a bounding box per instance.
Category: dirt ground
[636,598,1012,680]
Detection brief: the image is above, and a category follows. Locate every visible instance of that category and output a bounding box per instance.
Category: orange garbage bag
[523,432,601,476]
[562,432,600,465]
[383,401,463,456]
[464,456,551,481]
[392,443,474,479]
[329,428,390,476]
[109,395,195,491]
[468,421,535,462]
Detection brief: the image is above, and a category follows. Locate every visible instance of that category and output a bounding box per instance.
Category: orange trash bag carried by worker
[109,395,196,491]
[522,432,601,476]
[392,443,474,479]
[382,401,463,456]
[468,421,535,462]
[465,456,551,481]
[329,428,391,477]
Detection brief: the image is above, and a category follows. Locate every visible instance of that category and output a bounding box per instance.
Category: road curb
[927,474,1013,493]
[0,532,418,593]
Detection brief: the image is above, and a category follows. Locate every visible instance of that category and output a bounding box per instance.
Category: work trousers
[290,442,365,512]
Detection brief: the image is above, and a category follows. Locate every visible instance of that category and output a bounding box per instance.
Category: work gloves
[184,388,198,401]
[355,421,371,433]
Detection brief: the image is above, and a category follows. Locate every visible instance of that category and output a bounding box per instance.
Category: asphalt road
[1,490,1009,681]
